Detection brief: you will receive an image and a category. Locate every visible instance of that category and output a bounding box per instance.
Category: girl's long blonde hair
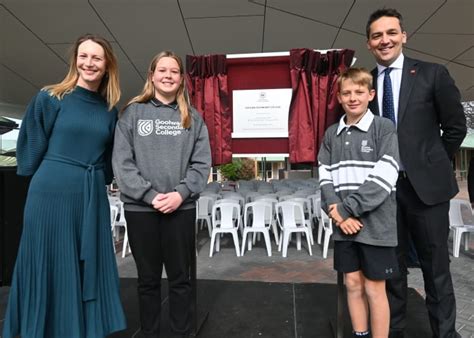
[43,33,120,110]
[126,51,191,129]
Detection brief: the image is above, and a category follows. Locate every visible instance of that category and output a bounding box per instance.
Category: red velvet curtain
[288,48,355,163]
[186,55,232,165]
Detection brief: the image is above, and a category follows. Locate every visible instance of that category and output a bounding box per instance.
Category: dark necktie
[382,67,396,124]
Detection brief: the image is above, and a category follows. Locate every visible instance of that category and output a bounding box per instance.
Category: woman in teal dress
[2,34,126,338]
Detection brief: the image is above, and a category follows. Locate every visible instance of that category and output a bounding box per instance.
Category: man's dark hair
[366,8,404,38]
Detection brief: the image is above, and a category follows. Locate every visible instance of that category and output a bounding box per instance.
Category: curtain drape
[288,48,355,163]
[186,54,232,165]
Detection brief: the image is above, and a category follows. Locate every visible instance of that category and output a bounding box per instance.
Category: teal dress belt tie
[44,153,105,302]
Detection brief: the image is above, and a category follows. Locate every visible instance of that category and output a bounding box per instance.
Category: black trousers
[468,157,474,203]
[125,209,195,338]
[386,177,458,338]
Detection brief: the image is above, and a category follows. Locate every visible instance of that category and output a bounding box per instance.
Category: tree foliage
[218,158,255,181]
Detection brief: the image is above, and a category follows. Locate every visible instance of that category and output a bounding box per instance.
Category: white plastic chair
[275,190,294,198]
[256,197,279,245]
[275,201,312,257]
[241,201,272,256]
[221,194,245,210]
[448,199,474,257]
[320,209,333,259]
[116,201,131,258]
[293,189,315,197]
[221,191,243,199]
[109,205,119,251]
[307,194,323,244]
[200,192,221,200]
[258,193,278,200]
[108,195,121,206]
[278,194,296,202]
[221,181,237,191]
[214,198,242,225]
[108,196,121,238]
[209,202,241,257]
[289,197,314,245]
[196,196,215,237]
[244,191,261,203]
[204,181,222,193]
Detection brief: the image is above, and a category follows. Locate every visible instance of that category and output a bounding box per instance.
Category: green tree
[218,158,255,181]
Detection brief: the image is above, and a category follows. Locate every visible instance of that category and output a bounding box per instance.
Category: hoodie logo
[138,120,153,136]
[137,119,184,137]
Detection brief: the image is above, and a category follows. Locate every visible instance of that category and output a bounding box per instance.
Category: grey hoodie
[112,99,211,212]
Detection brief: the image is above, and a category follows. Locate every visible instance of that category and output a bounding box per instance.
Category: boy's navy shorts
[334,240,399,280]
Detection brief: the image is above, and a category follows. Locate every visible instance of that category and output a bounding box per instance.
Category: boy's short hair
[337,67,373,91]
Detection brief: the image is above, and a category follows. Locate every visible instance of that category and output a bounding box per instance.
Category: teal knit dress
[2,86,126,338]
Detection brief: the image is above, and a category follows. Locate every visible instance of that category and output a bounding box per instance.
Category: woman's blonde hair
[43,33,120,110]
[126,51,192,129]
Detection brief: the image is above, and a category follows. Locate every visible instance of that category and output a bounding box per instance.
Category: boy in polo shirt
[318,67,400,338]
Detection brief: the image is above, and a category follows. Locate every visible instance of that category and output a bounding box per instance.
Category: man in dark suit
[366,8,466,338]
[468,156,474,206]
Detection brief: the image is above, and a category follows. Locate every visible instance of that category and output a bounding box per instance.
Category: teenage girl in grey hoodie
[112,51,211,338]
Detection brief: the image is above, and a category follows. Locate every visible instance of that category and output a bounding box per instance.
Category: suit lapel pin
[410,69,416,75]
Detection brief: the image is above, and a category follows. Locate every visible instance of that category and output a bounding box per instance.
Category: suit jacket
[369,56,467,205]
